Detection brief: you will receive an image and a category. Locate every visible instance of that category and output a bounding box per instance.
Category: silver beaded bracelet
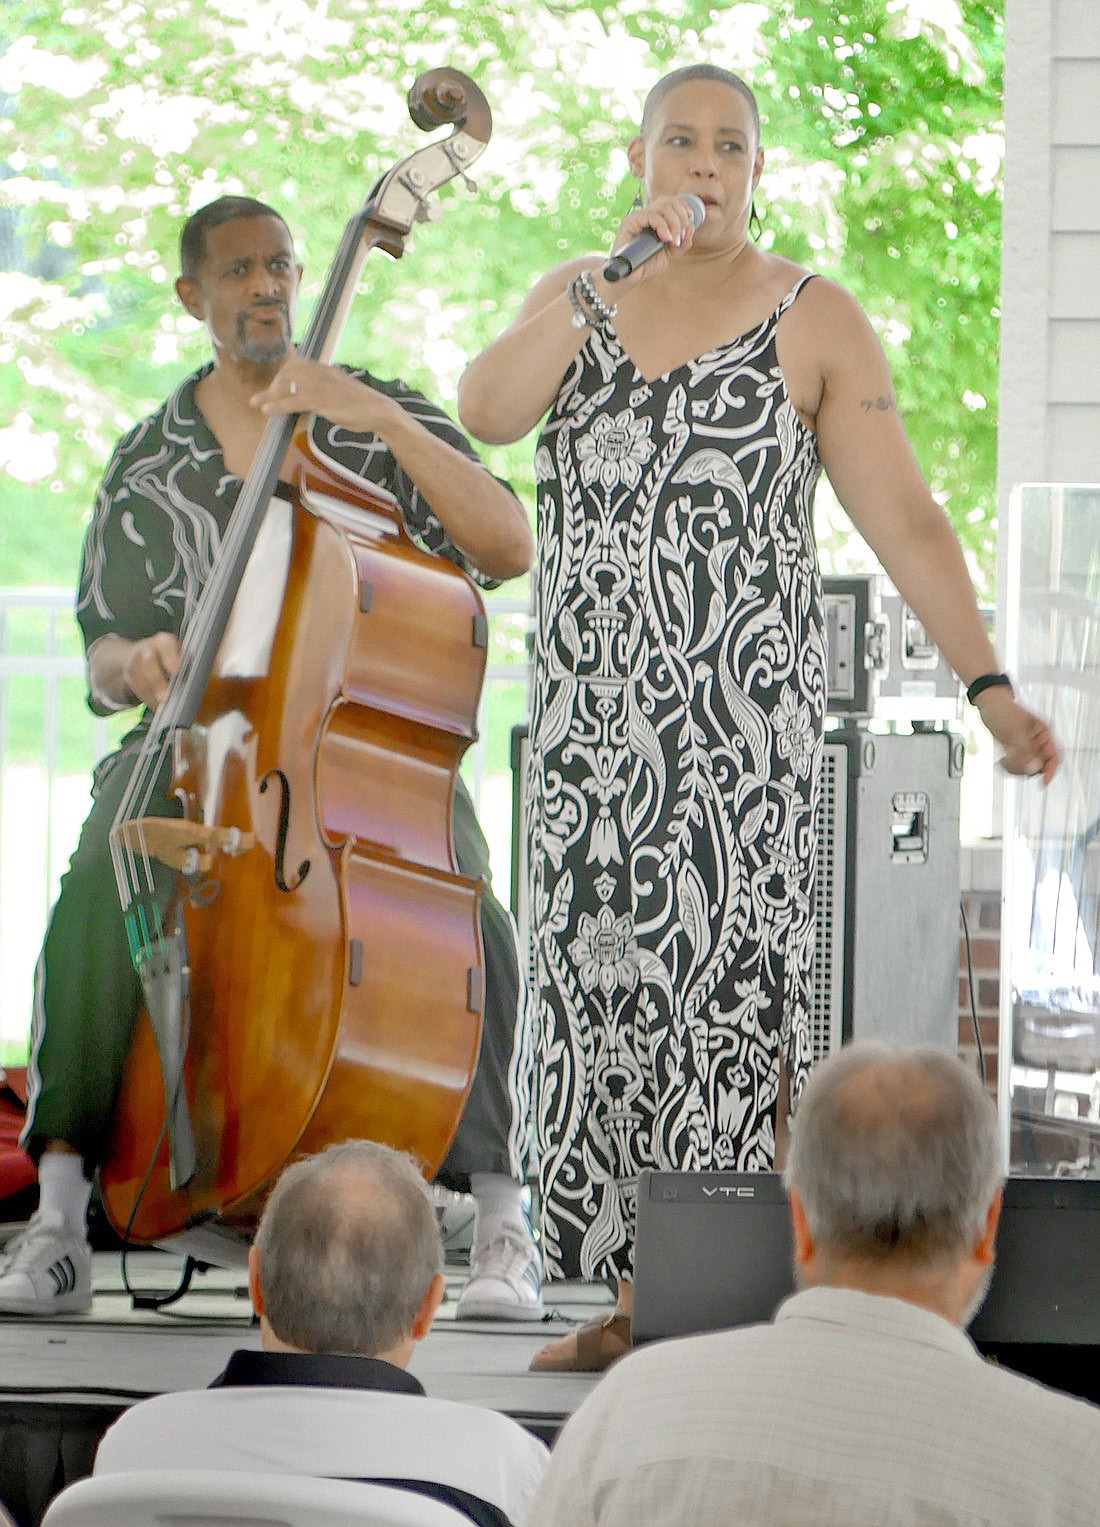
[576,269,617,327]
[567,275,595,329]
[567,270,617,331]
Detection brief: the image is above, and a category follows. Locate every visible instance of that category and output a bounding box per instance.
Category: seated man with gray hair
[94,1140,548,1526]
[525,1043,1100,1527]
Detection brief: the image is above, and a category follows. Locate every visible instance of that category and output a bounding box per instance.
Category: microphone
[603,194,706,283]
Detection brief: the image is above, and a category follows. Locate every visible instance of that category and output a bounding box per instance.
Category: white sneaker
[456,1229,544,1321]
[0,1213,93,1315]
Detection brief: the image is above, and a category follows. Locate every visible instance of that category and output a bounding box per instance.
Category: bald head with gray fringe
[785,1043,1004,1270]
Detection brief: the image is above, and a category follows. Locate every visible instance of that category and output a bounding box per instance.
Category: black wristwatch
[966,672,1014,705]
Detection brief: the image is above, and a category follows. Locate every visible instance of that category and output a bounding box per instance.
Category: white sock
[37,1152,91,1236]
[469,1173,529,1250]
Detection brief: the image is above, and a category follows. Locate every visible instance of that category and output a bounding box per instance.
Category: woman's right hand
[603,193,702,288]
[459,193,699,445]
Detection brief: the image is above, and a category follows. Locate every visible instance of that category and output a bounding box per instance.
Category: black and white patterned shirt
[76,362,501,712]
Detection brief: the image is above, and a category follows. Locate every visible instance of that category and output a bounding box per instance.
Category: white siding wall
[999,0,1100,501]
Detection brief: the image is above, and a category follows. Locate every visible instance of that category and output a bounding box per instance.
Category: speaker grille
[810,741,847,1061]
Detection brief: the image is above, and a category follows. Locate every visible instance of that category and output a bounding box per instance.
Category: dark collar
[210,1348,425,1396]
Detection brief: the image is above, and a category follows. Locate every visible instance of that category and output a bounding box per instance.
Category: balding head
[785,1044,1005,1270]
[252,1140,443,1357]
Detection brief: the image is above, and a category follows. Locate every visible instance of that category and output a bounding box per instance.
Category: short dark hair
[253,1139,443,1356]
[179,195,291,280]
[640,65,760,145]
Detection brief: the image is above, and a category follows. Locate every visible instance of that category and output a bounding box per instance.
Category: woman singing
[458,64,1057,1373]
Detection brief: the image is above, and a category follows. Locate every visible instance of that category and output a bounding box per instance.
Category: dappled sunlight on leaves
[3,0,1004,584]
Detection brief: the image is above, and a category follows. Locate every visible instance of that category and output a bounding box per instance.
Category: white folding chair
[41,1470,472,1527]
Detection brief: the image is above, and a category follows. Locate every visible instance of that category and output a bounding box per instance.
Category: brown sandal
[528,1312,632,1373]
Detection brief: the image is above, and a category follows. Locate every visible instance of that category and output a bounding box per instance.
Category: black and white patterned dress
[523,275,825,1281]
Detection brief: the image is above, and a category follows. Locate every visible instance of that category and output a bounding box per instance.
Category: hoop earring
[749,199,764,242]
[631,189,644,210]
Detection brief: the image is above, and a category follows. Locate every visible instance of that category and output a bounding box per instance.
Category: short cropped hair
[640,65,760,145]
[253,1139,443,1356]
[179,195,290,281]
[785,1043,1005,1267]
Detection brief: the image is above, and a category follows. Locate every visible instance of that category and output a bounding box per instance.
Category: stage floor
[0,1245,606,1424]
[0,1238,606,1526]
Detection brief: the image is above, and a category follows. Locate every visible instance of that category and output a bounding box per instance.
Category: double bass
[98,69,494,1252]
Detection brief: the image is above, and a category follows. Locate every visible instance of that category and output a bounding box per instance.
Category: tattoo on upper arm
[859,395,897,414]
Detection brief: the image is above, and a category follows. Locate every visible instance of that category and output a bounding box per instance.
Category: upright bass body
[99,432,488,1242]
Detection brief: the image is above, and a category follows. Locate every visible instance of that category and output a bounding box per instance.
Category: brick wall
[958,887,1001,1093]
[958,844,1003,1095]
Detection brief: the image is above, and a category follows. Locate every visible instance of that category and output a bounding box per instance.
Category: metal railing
[0,586,530,1061]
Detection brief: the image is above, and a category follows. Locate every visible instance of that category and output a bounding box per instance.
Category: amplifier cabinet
[814,725,964,1059]
[823,573,962,721]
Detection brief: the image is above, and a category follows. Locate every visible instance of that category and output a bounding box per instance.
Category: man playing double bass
[0,196,543,1323]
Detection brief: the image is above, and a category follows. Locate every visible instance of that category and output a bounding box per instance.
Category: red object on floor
[0,1066,36,1210]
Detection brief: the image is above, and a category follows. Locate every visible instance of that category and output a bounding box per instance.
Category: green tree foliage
[1,0,1003,589]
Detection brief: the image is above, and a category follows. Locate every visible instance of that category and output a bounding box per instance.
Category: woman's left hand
[975,688,1060,784]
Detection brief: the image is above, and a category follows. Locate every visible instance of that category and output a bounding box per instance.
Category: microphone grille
[682,193,706,228]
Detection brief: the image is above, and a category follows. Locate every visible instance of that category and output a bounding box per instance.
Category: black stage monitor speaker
[967,1175,1100,1346]
[632,1170,795,1345]
[632,1170,1100,1353]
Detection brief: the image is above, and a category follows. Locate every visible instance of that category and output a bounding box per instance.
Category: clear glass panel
[1003,484,1100,1175]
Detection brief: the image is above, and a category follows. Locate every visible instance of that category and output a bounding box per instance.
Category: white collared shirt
[95,1349,548,1525]
[527,1285,1100,1527]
